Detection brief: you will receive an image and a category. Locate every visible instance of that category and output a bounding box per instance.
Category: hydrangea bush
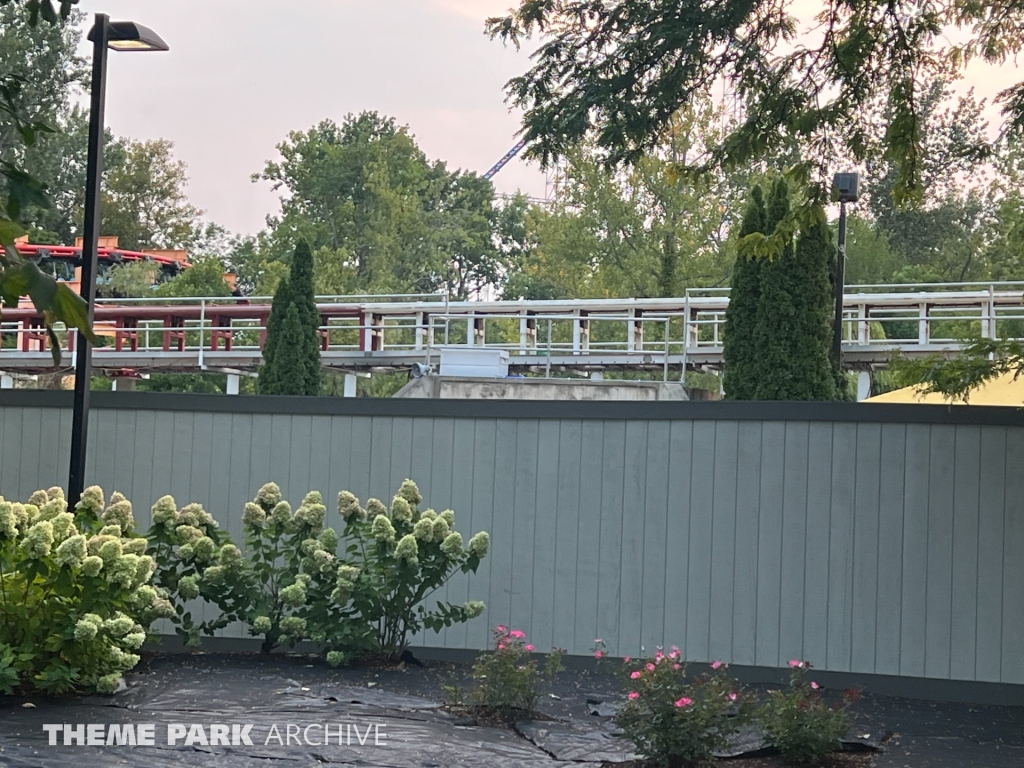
[0,486,174,694]
[149,478,489,663]
[146,495,253,647]
[336,479,489,659]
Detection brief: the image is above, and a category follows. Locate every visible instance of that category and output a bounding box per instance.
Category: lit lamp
[831,172,860,369]
[68,15,169,508]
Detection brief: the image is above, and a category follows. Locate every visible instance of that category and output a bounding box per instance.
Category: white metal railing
[4,283,1024,373]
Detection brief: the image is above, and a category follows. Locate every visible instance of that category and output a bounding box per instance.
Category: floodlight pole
[831,199,848,366]
[68,13,109,509]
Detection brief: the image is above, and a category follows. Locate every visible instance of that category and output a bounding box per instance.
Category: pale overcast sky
[75,0,1021,238]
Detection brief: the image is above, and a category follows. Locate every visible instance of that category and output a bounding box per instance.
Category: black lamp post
[831,172,860,369]
[67,15,168,508]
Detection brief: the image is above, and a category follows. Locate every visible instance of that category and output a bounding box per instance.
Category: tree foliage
[258,241,321,396]
[724,180,839,400]
[487,0,1024,206]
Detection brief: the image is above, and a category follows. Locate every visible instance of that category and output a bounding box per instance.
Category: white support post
[918,303,928,346]
[591,371,603,381]
[858,304,869,344]
[857,371,872,402]
[414,312,425,350]
[0,374,13,389]
[226,374,240,395]
[519,313,528,354]
[344,373,358,398]
[572,310,581,355]
[466,315,475,347]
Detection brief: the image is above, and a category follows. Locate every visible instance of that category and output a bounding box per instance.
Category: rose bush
[464,625,564,718]
[0,486,174,694]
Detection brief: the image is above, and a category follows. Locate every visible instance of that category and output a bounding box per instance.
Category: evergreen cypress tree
[790,207,840,400]
[258,276,291,394]
[722,185,767,400]
[752,178,798,399]
[258,240,322,395]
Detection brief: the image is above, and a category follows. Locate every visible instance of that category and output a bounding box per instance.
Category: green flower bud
[151,597,176,619]
[193,536,216,562]
[439,510,455,527]
[54,534,88,568]
[175,525,203,545]
[102,499,135,533]
[464,600,486,619]
[301,538,323,556]
[468,531,489,558]
[431,517,450,543]
[396,534,418,564]
[331,583,352,605]
[122,632,147,650]
[21,520,54,558]
[242,501,266,528]
[178,574,200,600]
[103,615,134,637]
[178,543,195,560]
[295,572,311,587]
[303,491,323,506]
[391,496,413,522]
[219,544,242,565]
[78,486,105,516]
[98,538,123,563]
[96,673,122,694]
[398,479,422,507]
[28,489,49,507]
[440,531,464,560]
[413,518,433,541]
[318,527,338,552]
[326,650,346,668]
[151,496,177,526]
[82,555,104,576]
[337,491,363,522]
[36,497,67,522]
[107,554,141,588]
[280,583,307,607]
[123,538,148,556]
[203,565,226,586]
[294,502,326,530]
[313,549,334,572]
[370,514,395,544]
[419,509,437,521]
[337,565,360,583]
[176,503,205,527]
[270,501,292,526]
[279,616,306,637]
[365,498,387,518]
[74,618,99,642]
[0,501,16,539]
[252,616,272,633]
[256,482,282,510]
[98,524,122,538]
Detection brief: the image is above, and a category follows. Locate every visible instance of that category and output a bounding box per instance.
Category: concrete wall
[394,375,689,400]
[2,391,1023,688]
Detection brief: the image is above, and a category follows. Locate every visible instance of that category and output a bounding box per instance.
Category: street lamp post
[831,172,860,370]
[67,15,168,508]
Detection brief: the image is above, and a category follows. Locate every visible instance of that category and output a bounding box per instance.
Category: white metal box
[438,348,510,378]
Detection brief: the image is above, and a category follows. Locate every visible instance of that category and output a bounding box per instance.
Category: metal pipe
[831,200,848,368]
[68,14,110,508]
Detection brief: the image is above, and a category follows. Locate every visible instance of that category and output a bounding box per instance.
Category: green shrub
[0,486,174,694]
[466,625,563,717]
[336,479,490,658]
[609,642,750,768]
[759,660,851,765]
[146,496,253,647]
[150,478,488,663]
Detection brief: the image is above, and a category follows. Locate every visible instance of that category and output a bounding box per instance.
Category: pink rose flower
[668,650,680,660]
[525,644,535,652]
[811,681,819,690]
[728,692,738,701]
[594,638,602,644]
[630,671,642,679]
[497,642,506,650]
[594,650,604,659]
[673,663,681,669]
[646,663,656,672]
[628,691,639,700]
[496,625,507,633]
[788,659,803,668]
[509,629,525,639]
[623,656,630,663]
[711,660,722,669]
[674,697,693,708]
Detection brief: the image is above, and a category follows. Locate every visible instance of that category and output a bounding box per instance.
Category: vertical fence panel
[3,396,1023,687]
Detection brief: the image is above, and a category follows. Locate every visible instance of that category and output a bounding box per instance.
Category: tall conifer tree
[722,185,767,400]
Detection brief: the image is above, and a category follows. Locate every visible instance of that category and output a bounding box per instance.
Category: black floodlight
[833,172,860,203]
[88,20,169,52]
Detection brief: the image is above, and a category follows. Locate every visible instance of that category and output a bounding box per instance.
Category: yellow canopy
[865,371,1024,406]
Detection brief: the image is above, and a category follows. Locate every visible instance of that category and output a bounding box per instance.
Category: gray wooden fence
[1,391,1022,686]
